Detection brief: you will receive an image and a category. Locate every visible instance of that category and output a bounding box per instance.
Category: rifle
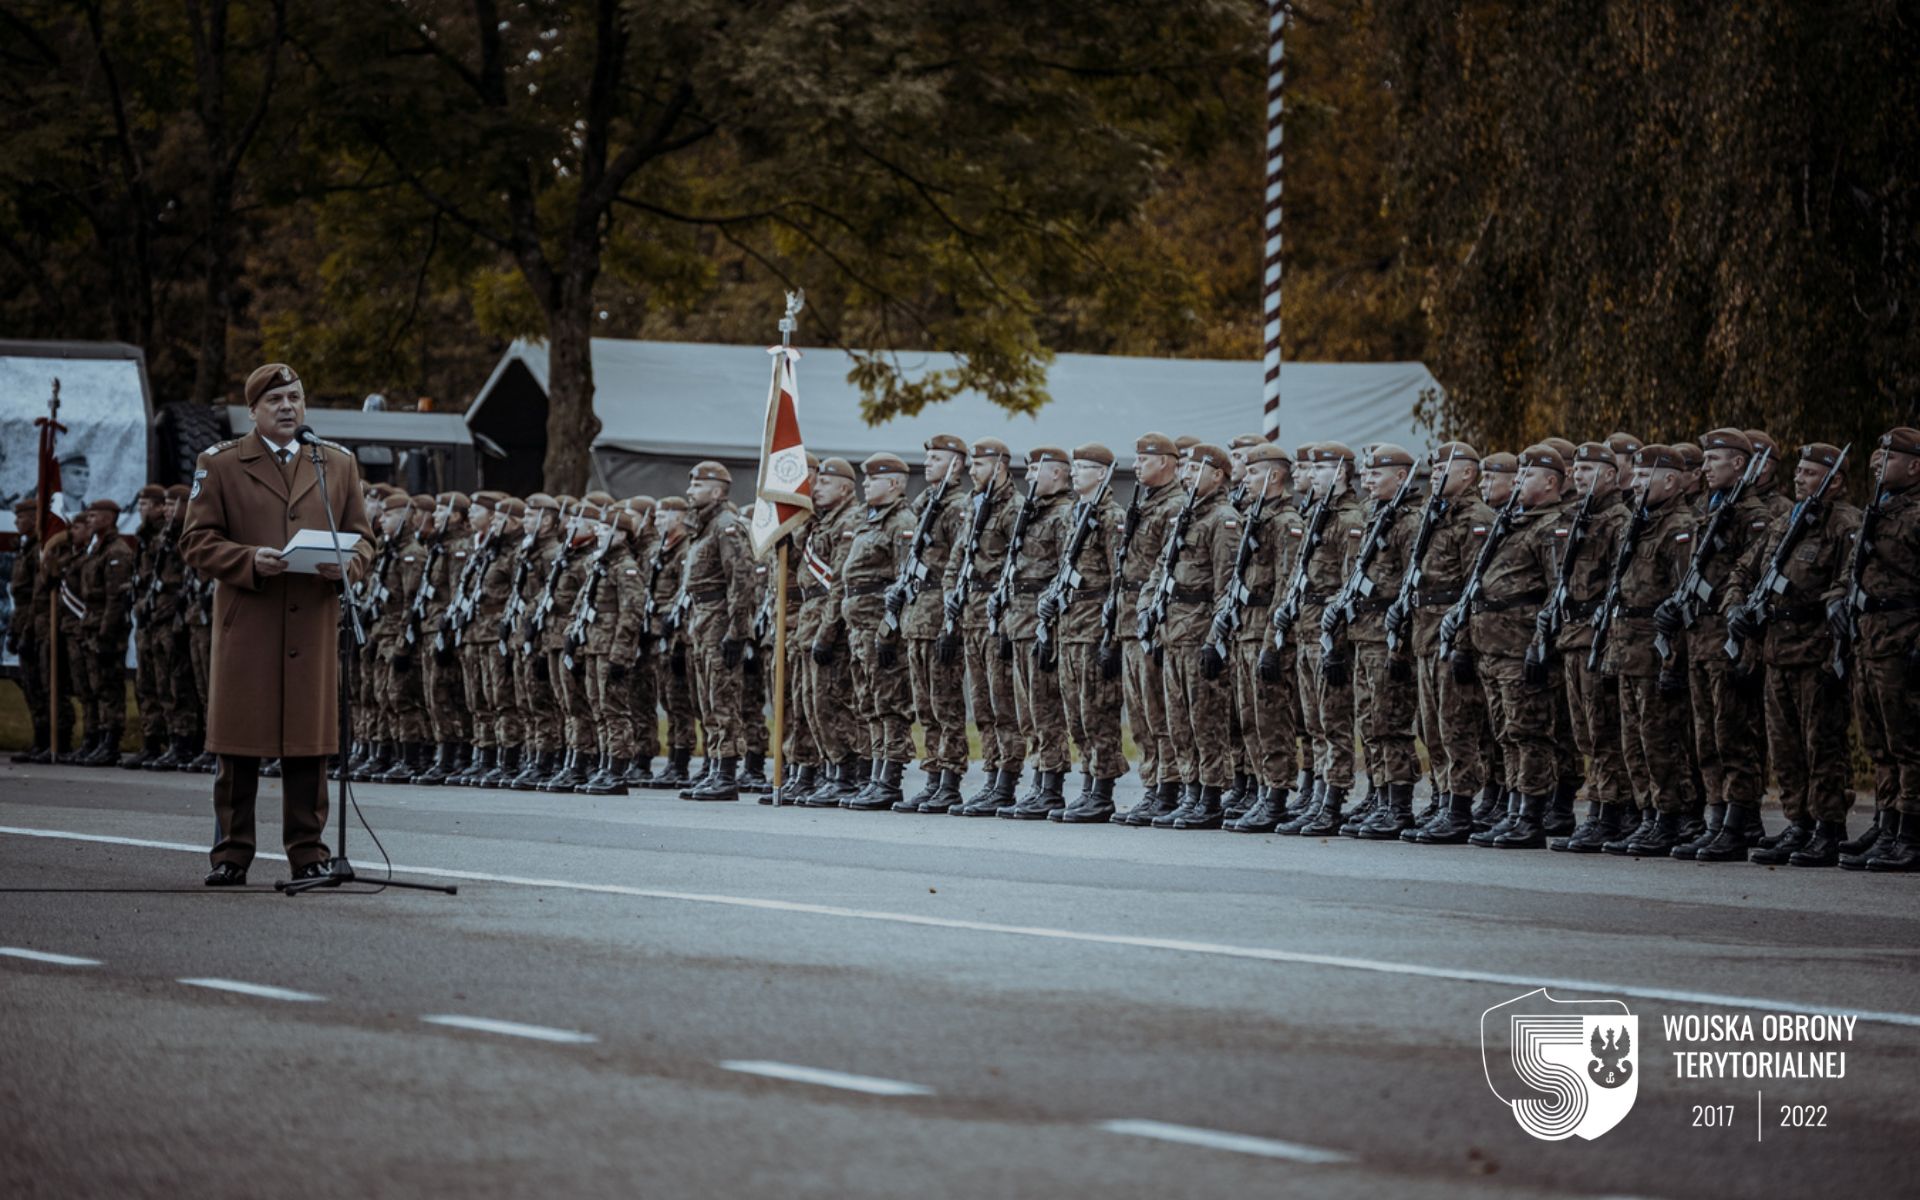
[132,526,171,630]
[496,527,540,655]
[1656,445,1772,664]
[522,537,573,658]
[1438,488,1523,662]
[1271,493,1332,651]
[1725,444,1849,662]
[1525,485,1599,676]
[1134,479,1201,659]
[937,487,996,653]
[1320,465,1421,662]
[1204,486,1268,664]
[752,565,777,645]
[1585,488,1653,672]
[562,534,613,672]
[1832,445,1890,679]
[985,477,1041,644]
[446,530,496,648]
[401,540,443,649]
[1386,449,1458,654]
[882,472,954,635]
[1096,481,1148,661]
[639,534,669,655]
[1034,463,1117,668]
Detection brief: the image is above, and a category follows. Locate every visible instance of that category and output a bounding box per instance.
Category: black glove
[742,644,761,674]
[392,653,413,674]
[1198,645,1224,681]
[721,637,743,669]
[1033,641,1057,674]
[567,653,585,678]
[942,590,964,627]
[1388,654,1413,683]
[1652,599,1684,638]
[877,638,898,670]
[1257,647,1284,683]
[1384,599,1410,638]
[997,634,1014,662]
[1533,607,1556,646]
[882,584,907,619]
[5,630,20,656]
[1036,592,1062,623]
[1522,649,1549,688]
[935,632,962,666]
[608,662,629,685]
[1322,651,1350,688]
[1826,597,1851,646]
[1450,651,1477,685]
[810,639,835,667]
[670,645,688,678]
[1319,605,1342,635]
[1098,642,1123,681]
[1438,609,1463,649]
[1657,665,1688,696]
[1726,603,1762,647]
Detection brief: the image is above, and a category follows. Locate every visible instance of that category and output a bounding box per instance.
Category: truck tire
[156,402,229,485]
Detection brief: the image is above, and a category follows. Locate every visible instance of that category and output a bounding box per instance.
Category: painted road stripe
[0,946,101,967]
[178,978,325,1002]
[8,824,1920,1031]
[420,1015,598,1044]
[1098,1120,1352,1164]
[720,1060,933,1096]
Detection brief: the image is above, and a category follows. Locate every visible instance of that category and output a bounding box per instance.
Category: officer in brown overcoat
[181,363,375,886]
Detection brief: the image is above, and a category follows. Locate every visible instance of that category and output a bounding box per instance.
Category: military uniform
[75,504,134,763]
[578,514,647,792]
[1220,452,1307,832]
[540,516,597,792]
[1049,443,1126,821]
[1001,454,1076,817]
[1116,436,1187,821]
[416,498,475,782]
[146,493,197,767]
[619,505,661,787]
[946,443,1027,814]
[364,502,430,780]
[1341,445,1423,835]
[897,436,974,806]
[1279,450,1365,833]
[678,469,754,800]
[645,506,697,788]
[36,526,81,757]
[463,500,523,783]
[126,493,169,764]
[834,454,917,808]
[798,471,864,804]
[7,504,53,760]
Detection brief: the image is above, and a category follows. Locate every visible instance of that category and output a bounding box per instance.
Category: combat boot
[1550,802,1600,852]
[413,743,454,786]
[801,761,846,807]
[919,769,965,814]
[87,728,125,767]
[1469,793,1522,847]
[580,753,630,796]
[1226,785,1289,834]
[1403,793,1453,843]
[1787,819,1847,868]
[625,753,655,788]
[1603,806,1656,855]
[776,763,818,806]
[842,757,885,808]
[1469,783,1504,831]
[681,755,715,797]
[1672,803,1727,860]
[847,759,903,811]
[1338,782,1380,837]
[186,735,217,773]
[1413,790,1476,844]
[689,756,741,802]
[345,739,371,769]
[122,733,163,769]
[1002,770,1064,820]
[737,751,770,794]
[1275,780,1328,835]
[1171,783,1226,830]
[1838,810,1885,859]
[1059,775,1117,824]
[541,749,589,793]
[15,721,50,764]
[1675,799,1708,845]
[446,745,483,786]
[1151,782,1202,828]
[1542,778,1581,838]
[1049,773,1095,822]
[1750,817,1815,865]
[56,729,94,765]
[481,746,518,788]
[1863,819,1920,873]
[1297,785,1347,837]
[1625,810,1683,857]
[1492,794,1548,848]
[149,735,190,772]
[650,747,692,790]
[827,757,871,806]
[901,767,942,812]
[1358,782,1417,840]
[1219,773,1252,823]
[508,748,551,790]
[573,751,610,794]
[1119,782,1177,826]
[1695,804,1764,862]
[351,741,386,782]
[457,745,493,786]
[375,743,419,784]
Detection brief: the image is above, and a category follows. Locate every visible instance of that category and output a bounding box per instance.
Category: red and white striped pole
[1261,1,1288,442]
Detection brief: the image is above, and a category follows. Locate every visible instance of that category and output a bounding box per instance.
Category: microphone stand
[280,433,456,897]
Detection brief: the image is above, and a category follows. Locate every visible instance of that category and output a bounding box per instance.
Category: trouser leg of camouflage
[588,656,634,758]
[420,648,461,744]
[739,657,767,756]
[481,648,520,748]
[1431,660,1489,795]
[89,635,121,733]
[1234,642,1296,787]
[389,656,431,743]
[1479,655,1557,797]
[1618,674,1693,814]
[554,652,596,753]
[966,629,1024,770]
[692,642,744,759]
[802,642,858,764]
[626,650,656,758]
[1354,642,1419,786]
[1059,642,1126,780]
[1011,638,1069,773]
[1160,645,1231,787]
[134,628,164,739]
[656,644,697,752]
[1296,641,1356,789]
[1123,639,1173,785]
[1765,665,1851,824]
[39,635,75,748]
[1565,656,1628,806]
[353,645,376,740]
[457,646,490,748]
[906,636,969,773]
[847,635,913,762]
[1551,679,1579,783]
[1414,655,1441,784]
[1856,654,1920,816]
[1692,657,1764,808]
[64,631,95,737]
[778,636,817,764]
[17,633,48,726]
[512,650,561,751]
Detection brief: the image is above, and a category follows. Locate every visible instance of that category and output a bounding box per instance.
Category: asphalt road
[2,763,1916,1199]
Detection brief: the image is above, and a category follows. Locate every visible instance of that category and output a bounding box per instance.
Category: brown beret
[626,495,657,511]
[1174,435,1201,451]
[656,495,690,512]
[862,452,909,476]
[1026,446,1070,466]
[1605,432,1644,456]
[553,495,579,509]
[1243,443,1291,465]
[583,490,616,507]
[437,491,471,512]
[1574,441,1616,465]
[1700,428,1753,457]
[1799,442,1844,468]
[1308,442,1356,464]
[1633,444,1688,471]
[136,484,166,502]
[1882,426,1920,457]
[1481,452,1518,475]
[87,498,120,515]
[1134,432,1178,457]
[1541,437,1577,463]
[244,362,301,406]
[804,452,820,471]
[409,495,436,513]
[971,438,1011,460]
[1187,443,1230,471]
[689,461,732,484]
[1229,433,1267,450]
[1674,442,1704,469]
[1072,442,1115,467]
[1295,443,1318,462]
[924,433,969,456]
[1519,444,1567,476]
[1744,430,1779,460]
[1431,440,1481,464]
[164,485,190,501]
[472,490,507,507]
[1363,443,1416,469]
[15,497,39,513]
[495,497,527,517]
[375,484,408,502]
[526,493,559,512]
[819,457,857,481]
[613,510,641,535]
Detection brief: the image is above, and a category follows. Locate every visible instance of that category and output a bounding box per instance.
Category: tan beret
[862,452,909,476]
[1881,426,1920,457]
[1633,444,1688,471]
[163,485,189,501]
[244,362,301,406]
[1744,430,1779,460]
[472,490,507,507]
[1541,437,1576,463]
[1605,432,1644,456]
[819,457,857,481]
[689,461,732,484]
[656,496,690,512]
[1134,432,1178,457]
[1673,442,1704,469]
[583,490,616,507]
[1187,443,1230,471]
[1574,441,1616,465]
[1431,440,1481,464]
[437,491,471,512]
[495,497,527,517]
[1026,446,1070,466]
[410,495,436,513]
[1295,443,1318,462]
[1174,435,1200,451]
[1700,428,1753,457]
[627,495,657,511]
[1519,444,1567,476]
[1229,433,1266,450]
[1072,442,1115,467]
[1308,442,1356,464]
[971,438,1011,460]
[1799,442,1844,468]
[1363,443,1416,469]
[1482,452,1518,475]
[804,452,820,472]
[526,493,559,512]
[136,483,166,502]
[553,494,579,509]
[924,433,969,456]
[375,484,409,502]
[613,510,641,535]
[1243,443,1291,465]
[15,497,39,513]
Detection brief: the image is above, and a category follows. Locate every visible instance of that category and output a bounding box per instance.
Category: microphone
[293,424,321,445]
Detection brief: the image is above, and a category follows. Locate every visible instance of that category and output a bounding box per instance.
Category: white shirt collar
[260,432,297,460]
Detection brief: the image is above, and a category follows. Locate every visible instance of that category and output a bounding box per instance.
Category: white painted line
[1099,1120,1353,1164]
[720,1060,934,1096]
[9,824,1920,1031]
[178,977,325,1002]
[420,1015,597,1044]
[0,946,101,967]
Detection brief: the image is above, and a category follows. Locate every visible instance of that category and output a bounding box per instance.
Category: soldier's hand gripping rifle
[1202,486,1267,677]
[562,533,611,675]
[1134,479,1201,663]
[1654,445,1772,665]
[1722,445,1848,665]
[495,525,539,657]
[1034,462,1116,671]
[882,472,953,636]
[1585,485,1652,672]
[1437,487,1523,665]
[523,526,575,660]
[1320,465,1421,671]
[638,535,669,659]
[985,476,1041,658]
[401,540,444,650]
[936,488,994,664]
[1524,485,1598,684]
[1831,444,1890,680]
[1386,449,1458,655]
[1270,492,1331,653]
[1095,481,1147,679]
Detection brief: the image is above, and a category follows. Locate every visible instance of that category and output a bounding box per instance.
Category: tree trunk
[192,177,235,404]
[541,299,603,494]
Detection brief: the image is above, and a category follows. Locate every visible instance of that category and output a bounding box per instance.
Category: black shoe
[1276,781,1329,836]
[1625,811,1684,857]
[1297,787,1348,837]
[1121,782,1178,826]
[203,862,248,887]
[1469,794,1521,847]
[1151,782,1203,828]
[259,756,282,779]
[899,768,942,813]
[1171,784,1226,830]
[1050,773,1094,823]
[580,753,631,796]
[1603,807,1655,855]
[959,767,1019,816]
[1552,802,1622,853]
[1864,821,1920,873]
[649,748,691,790]
[1492,794,1547,849]
[1337,783,1380,837]
[1787,820,1847,868]
[1841,810,1899,871]
[737,752,770,794]
[1469,783,1504,831]
[122,734,164,769]
[1002,769,1065,820]
[1671,803,1727,860]
[1750,817,1815,865]
[1358,783,1417,840]
[688,756,742,803]
[624,754,656,788]
[1219,773,1253,823]
[1227,785,1289,834]
[291,859,331,881]
[848,759,905,811]
[148,736,190,772]
[1695,804,1764,863]
[919,769,965,814]
[1058,775,1118,824]
[414,742,455,787]
[1838,811,1885,859]
[1403,792,1453,843]
[1413,790,1476,844]
[1542,778,1581,837]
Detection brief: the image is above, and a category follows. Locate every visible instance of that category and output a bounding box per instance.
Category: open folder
[277,528,362,574]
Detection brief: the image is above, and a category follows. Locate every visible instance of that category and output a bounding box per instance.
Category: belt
[801,584,829,601]
[1618,604,1659,618]
[1773,603,1824,623]
[1302,589,1333,606]
[1411,587,1460,608]
[691,588,727,604]
[1470,589,1547,614]
[1349,596,1390,616]
[1012,580,1049,596]
[1170,587,1213,605]
[1117,580,1145,594]
[1564,598,1600,622]
[847,580,890,597]
[1863,594,1920,613]
[1238,588,1274,608]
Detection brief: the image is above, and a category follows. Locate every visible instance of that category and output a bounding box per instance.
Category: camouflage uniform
[581,531,647,768]
[1413,485,1498,806]
[1123,476,1185,790]
[1006,483,1076,787]
[7,516,52,756]
[127,504,168,754]
[1345,463,1424,803]
[77,515,134,752]
[35,528,80,754]
[649,524,697,767]
[1292,482,1366,797]
[798,485,863,791]
[1054,472,1126,788]
[835,463,917,798]
[680,493,754,769]
[948,462,1025,786]
[1551,482,1633,825]
[373,524,430,752]
[1841,438,1920,867]
[1233,486,1306,798]
[900,459,974,787]
[1146,464,1240,807]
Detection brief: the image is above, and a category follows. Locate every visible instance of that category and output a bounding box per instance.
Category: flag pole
[769,291,803,788]
[40,379,63,759]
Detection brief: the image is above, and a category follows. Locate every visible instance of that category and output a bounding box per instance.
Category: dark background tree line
[2,1,1912,493]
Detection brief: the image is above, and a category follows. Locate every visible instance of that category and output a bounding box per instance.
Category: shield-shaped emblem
[1481,988,1639,1141]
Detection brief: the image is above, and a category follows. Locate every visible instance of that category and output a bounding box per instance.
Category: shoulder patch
[1224,519,1240,529]
[201,438,241,457]
[1288,526,1304,538]
[623,568,639,576]
[1348,528,1364,539]
[1471,526,1489,536]
[1674,532,1692,542]
[1552,527,1570,538]
[1750,519,1768,528]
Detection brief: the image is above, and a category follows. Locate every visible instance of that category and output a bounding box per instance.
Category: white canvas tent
[465,337,1441,502]
[0,340,154,525]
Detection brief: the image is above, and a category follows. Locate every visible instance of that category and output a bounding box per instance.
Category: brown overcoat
[180,431,376,757]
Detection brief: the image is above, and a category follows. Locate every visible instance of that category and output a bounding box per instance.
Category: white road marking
[1098,1119,1353,1164]
[8,824,1920,1030]
[178,977,325,1002]
[421,1015,598,1044]
[720,1060,933,1096]
[0,946,101,967]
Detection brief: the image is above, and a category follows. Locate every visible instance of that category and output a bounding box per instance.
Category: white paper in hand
[278,528,362,574]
